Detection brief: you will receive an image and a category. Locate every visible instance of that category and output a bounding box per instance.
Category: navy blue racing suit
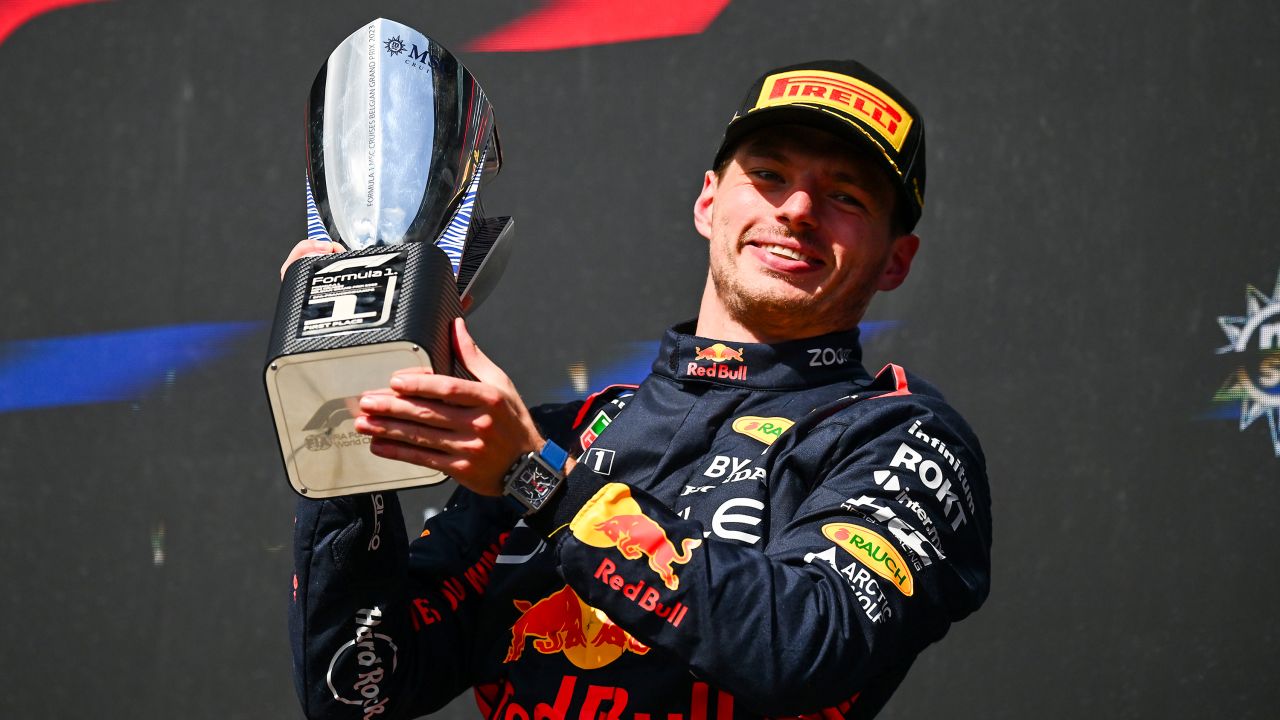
[290,321,992,719]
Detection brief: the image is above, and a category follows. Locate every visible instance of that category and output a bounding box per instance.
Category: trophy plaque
[265,18,515,498]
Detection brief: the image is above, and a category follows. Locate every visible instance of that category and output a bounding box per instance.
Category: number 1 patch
[581,447,615,475]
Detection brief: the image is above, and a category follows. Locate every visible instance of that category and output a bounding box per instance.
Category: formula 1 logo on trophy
[265,18,516,498]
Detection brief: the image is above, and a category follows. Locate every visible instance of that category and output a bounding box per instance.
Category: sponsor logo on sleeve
[581,447,616,475]
[579,409,613,450]
[506,585,649,669]
[889,441,968,531]
[570,484,701,590]
[906,420,976,515]
[326,607,396,719]
[755,70,913,152]
[731,416,793,446]
[367,493,385,551]
[804,546,893,624]
[841,495,944,566]
[592,557,691,628]
[821,523,914,596]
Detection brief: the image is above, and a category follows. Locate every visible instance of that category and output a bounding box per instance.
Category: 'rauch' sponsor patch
[821,523,914,596]
[731,416,793,446]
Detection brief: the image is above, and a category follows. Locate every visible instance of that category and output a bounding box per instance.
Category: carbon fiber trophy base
[265,242,463,498]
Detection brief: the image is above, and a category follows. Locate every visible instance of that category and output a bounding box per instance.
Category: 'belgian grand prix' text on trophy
[265,19,515,498]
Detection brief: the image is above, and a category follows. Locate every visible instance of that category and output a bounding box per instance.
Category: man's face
[694,125,918,341]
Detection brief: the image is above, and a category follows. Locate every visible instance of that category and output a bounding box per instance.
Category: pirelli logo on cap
[755,70,913,152]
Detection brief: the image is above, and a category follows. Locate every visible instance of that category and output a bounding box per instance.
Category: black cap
[713,60,926,231]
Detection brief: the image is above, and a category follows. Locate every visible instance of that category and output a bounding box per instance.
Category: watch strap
[503,439,568,516]
[537,439,569,474]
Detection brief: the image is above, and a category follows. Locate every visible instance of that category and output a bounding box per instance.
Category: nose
[776,186,817,231]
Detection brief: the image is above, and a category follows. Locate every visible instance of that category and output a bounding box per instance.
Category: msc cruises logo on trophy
[265,18,516,498]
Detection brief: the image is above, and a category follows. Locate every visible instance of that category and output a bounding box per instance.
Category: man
[289,60,991,720]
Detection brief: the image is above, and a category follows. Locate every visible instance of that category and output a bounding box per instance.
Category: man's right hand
[279,239,345,280]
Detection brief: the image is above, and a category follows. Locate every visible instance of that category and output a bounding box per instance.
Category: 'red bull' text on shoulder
[593,558,689,627]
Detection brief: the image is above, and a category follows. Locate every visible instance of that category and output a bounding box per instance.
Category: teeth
[762,244,807,262]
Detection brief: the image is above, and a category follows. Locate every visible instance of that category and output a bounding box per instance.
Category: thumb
[452,317,506,385]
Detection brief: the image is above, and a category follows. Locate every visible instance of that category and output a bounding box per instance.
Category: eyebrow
[742,139,875,189]
[738,139,790,165]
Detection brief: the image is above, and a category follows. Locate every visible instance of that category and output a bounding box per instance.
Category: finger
[358,393,475,430]
[368,437,455,471]
[356,415,477,453]
[390,365,434,378]
[388,371,500,408]
[279,239,345,280]
[452,318,507,386]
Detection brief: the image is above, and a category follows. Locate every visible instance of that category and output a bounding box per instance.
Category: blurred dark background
[1,0,1277,717]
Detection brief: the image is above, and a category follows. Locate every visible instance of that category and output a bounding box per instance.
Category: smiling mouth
[758,243,820,265]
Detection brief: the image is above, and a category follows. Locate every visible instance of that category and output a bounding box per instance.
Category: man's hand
[353,318,544,496]
[280,238,344,280]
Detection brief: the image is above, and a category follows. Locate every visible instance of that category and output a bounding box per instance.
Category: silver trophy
[265,19,515,498]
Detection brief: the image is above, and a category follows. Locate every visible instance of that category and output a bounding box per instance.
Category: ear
[693,170,718,240]
[877,233,920,291]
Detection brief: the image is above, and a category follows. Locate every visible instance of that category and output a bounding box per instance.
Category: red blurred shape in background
[466,0,730,52]
[0,0,107,46]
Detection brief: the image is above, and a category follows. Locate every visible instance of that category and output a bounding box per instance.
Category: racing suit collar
[654,320,871,389]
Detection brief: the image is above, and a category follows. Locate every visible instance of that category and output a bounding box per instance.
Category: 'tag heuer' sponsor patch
[755,69,913,152]
[822,523,914,596]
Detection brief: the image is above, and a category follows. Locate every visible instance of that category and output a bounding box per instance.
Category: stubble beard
[710,225,884,340]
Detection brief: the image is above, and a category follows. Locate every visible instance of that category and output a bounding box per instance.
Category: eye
[830,192,866,209]
[749,168,784,183]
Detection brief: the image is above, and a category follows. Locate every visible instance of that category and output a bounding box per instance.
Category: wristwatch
[502,439,569,516]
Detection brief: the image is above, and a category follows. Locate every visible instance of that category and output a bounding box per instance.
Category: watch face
[511,459,558,509]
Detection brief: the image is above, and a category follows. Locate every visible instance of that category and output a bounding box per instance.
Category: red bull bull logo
[593,514,699,590]
[693,343,745,363]
[570,484,702,590]
[506,585,649,669]
[688,343,749,381]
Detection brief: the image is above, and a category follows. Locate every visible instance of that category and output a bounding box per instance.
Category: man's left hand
[353,318,544,496]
